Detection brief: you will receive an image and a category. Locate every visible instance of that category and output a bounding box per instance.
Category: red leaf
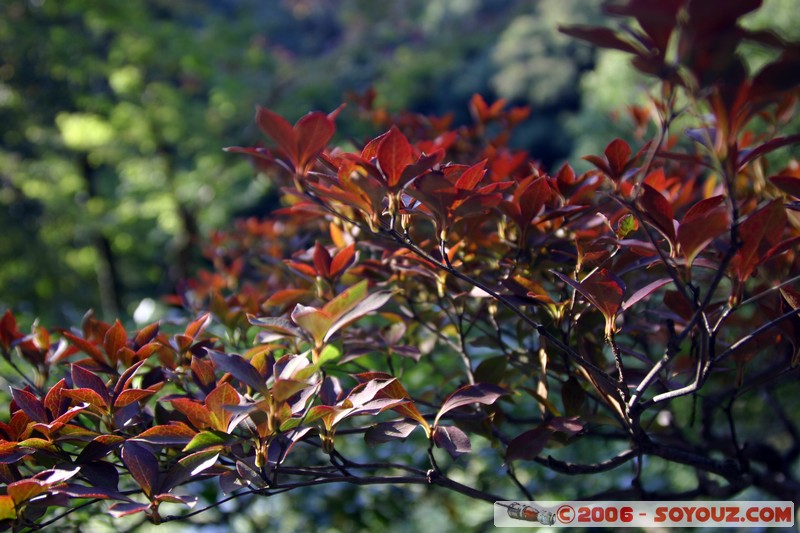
[204,383,240,432]
[166,398,213,430]
[114,360,148,397]
[360,131,387,162]
[330,243,357,278]
[638,183,676,248]
[738,134,800,169]
[44,379,67,419]
[553,269,626,336]
[134,322,159,347]
[7,479,49,506]
[121,441,159,498]
[76,435,125,463]
[71,364,110,407]
[313,242,332,278]
[255,106,298,167]
[434,383,507,426]
[604,138,632,178]
[677,195,730,265]
[62,332,105,365]
[433,425,471,459]
[113,389,155,408]
[191,355,217,389]
[377,126,414,189]
[454,159,487,191]
[264,288,313,307]
[134,423,197,447]
[732,199,787,282]
[103,320,127,365]
[62,388,109,412]
[621,278,673,311]
[295,112,335,170]
[11,388,48,423]
[185,312,211,339]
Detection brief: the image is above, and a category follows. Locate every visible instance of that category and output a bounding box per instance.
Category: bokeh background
[1,1,798,530]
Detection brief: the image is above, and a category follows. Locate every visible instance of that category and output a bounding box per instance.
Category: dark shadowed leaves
[365,419,418,446]
[433,425,471,459]
[121,441,159,498]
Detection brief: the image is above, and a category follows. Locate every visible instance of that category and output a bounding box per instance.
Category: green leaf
[317,343,343,366]
[183,431,230,453]
[0,495,15,521]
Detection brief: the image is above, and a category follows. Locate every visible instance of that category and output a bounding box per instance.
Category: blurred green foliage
[0,0,620,328]
[3,0,798,326]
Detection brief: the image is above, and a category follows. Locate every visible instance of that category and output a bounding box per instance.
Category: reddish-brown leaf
[191,355,217,389]
[330,243,357,278]
[71,364,110,407]
[638,183,677,248]
[43,379,67,419]
[134,322,159,347]
[506,426,554,462]
[377,126,414,188]
[732,199,787,282]
[434,383,507,426]
[185,312,212,339]
[738,134,800,169]
[103,320,127,365]
[433,425,471,459]
[313,242,332,278]
[678,195,730,265]
[454,159,487,191]
[166,398,213,430]
[255,106,298,166]
[621,278,673,311]
[62,332,105,365]
[295,112,335,170]
[121,440,159,498]
[7,479,48,506]
[114,389,155,408]
[11,388,48,424]
[205,383,240,432]
[605,138,632,178]
[62,388,109,412]
[355,372,429,432]
[360,131,388,162]
[770,175,800,198]
[554,269,626,336]
[134,422,197,447]
[208,350,268,394]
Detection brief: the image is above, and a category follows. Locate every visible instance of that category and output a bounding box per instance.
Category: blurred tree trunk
[80,155,122,319]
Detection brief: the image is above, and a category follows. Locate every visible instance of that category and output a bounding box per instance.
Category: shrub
[1,0,799,529]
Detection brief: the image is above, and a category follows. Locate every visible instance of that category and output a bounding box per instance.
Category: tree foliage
[1,0,800,530]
